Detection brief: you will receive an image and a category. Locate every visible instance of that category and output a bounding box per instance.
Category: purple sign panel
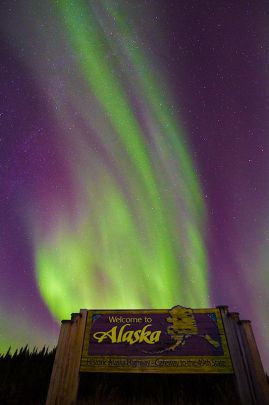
[80,307,233,374]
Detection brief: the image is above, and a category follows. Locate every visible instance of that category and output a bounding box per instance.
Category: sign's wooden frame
[45,306,269,405]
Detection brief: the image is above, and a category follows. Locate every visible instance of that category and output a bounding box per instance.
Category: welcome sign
[80,306,233,374]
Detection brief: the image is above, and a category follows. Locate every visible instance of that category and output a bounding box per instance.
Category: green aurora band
[32,1,209,320]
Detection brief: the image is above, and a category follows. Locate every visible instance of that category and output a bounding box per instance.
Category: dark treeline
[78,372,240,404]
[0,346,55,405]
[0,346,240,404]
[0,346,268,404]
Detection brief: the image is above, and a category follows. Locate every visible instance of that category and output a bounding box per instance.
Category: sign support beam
[218,306,269,405]
[46,309,87,405]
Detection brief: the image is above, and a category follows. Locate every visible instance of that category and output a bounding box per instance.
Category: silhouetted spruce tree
[0,345,55,405]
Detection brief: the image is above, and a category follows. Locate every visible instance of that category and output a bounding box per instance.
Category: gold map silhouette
[166,306,220,351]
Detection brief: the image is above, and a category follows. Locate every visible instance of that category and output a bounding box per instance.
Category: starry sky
[0,1,269,371]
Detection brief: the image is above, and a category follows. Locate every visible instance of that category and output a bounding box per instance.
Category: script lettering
[93,324,161,345]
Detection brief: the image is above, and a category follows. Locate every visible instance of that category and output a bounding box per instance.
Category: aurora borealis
[1,1,269,371]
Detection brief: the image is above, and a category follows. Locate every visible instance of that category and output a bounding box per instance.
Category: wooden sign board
[80,306,233,374]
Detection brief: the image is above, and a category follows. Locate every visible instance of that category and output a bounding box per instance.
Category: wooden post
[228,313,256,403]
[217,306,254,405]
[46,309,88,405]
[46,320,72,405]
[238,320,269,405]
[63,310,88,404]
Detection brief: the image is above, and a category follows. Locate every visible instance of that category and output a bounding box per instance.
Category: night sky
[1,1,269,371]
